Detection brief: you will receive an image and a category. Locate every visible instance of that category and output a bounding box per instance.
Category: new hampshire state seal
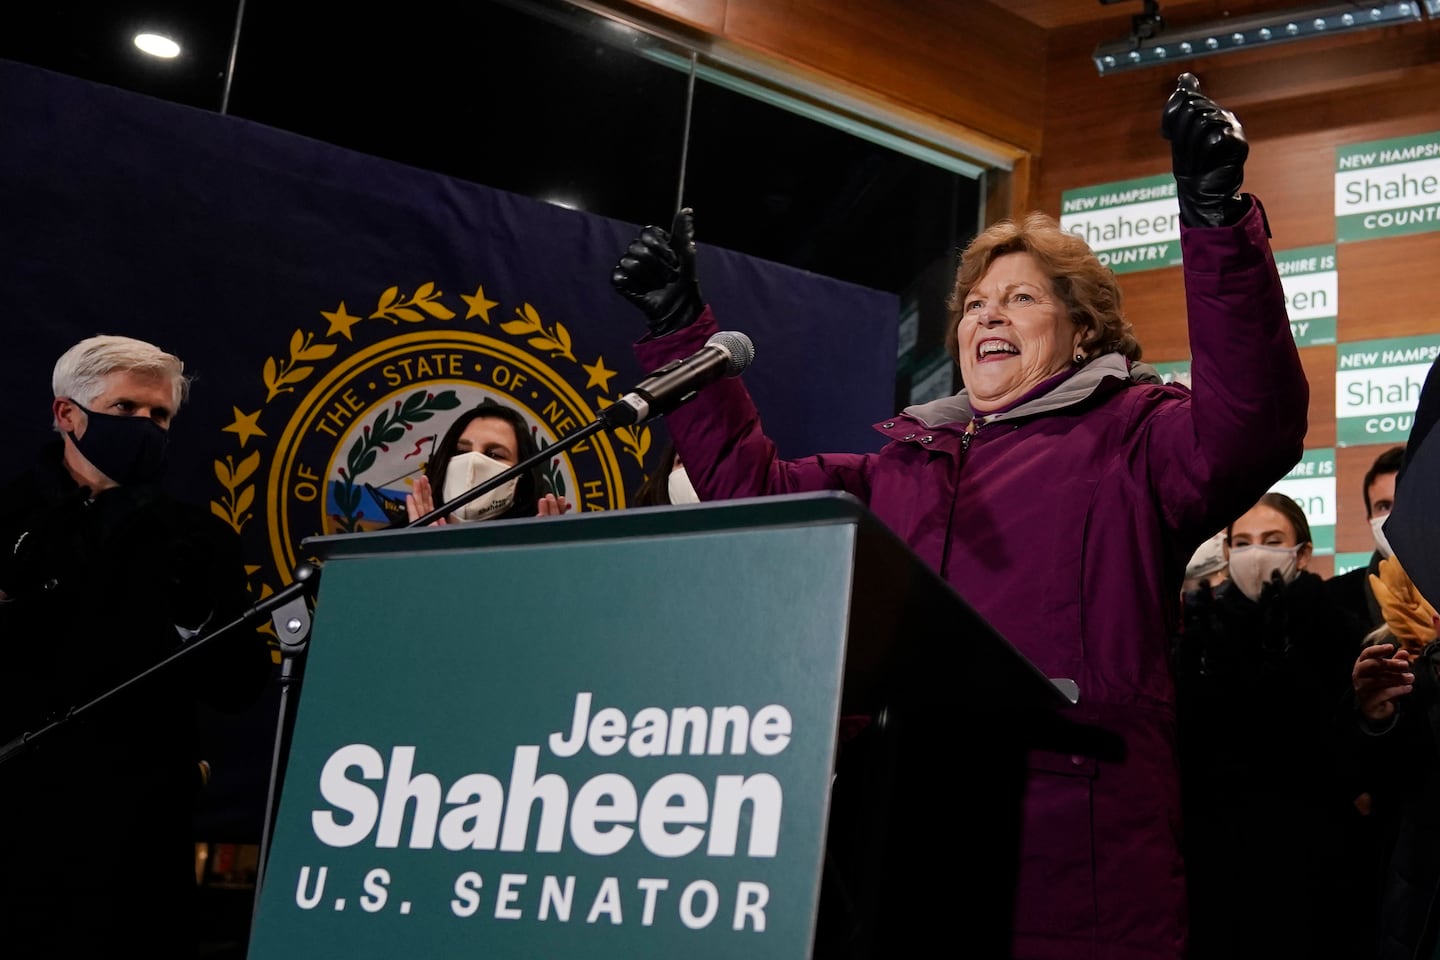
[210,278,652,609]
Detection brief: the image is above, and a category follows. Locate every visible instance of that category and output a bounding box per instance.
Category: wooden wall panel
[1117,272,1186,362]
[1301,348,1339,450]
[720,0,1046,153]
[603,0,1047,155]
[613,0,727,32]
[1338,235,1440,342]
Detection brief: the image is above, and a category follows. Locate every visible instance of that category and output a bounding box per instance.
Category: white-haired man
[0,335,271,954]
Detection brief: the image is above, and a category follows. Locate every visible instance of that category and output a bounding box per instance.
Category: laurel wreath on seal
[212,450,261,532]
[213,280,653,604]
[370,282,456,324]
[263,330,337,403]
[502,303,575,361]
[596,404,651,464]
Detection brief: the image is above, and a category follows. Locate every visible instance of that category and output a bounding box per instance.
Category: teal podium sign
[248,493,1062,958]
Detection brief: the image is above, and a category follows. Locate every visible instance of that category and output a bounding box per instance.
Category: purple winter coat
[635,201,1308,959]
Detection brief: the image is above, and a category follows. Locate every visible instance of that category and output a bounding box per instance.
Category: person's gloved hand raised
[612,207,705,338]
[1161,73,1249,228]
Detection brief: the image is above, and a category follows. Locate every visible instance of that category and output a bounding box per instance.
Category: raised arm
[1145,75,1309,542]
[611,210,872,502]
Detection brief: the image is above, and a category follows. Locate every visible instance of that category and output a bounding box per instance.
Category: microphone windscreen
[707,330,755,376]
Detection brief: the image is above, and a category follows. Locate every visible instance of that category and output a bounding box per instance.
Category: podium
[247,492,1069,959]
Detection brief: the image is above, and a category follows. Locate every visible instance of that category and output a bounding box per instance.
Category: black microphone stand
[0,550,323,945]
[0,401,653,937]
[0,573,317,771]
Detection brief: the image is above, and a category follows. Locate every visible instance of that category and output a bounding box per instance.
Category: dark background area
[2,0,980,402]
[0,0,979,402]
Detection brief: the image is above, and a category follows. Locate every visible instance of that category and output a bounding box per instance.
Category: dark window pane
[685,80,978,296]
[1,0,237,110]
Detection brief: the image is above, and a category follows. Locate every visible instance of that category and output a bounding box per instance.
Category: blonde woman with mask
[1171,492,1366,958]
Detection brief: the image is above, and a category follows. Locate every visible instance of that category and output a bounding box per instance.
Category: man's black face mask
[68,402,169,486]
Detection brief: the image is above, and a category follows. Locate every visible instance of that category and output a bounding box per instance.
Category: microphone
[603,331,755,427]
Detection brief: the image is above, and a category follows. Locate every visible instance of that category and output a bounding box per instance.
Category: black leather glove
[1161,73,1249,228]
[611,208,704,338]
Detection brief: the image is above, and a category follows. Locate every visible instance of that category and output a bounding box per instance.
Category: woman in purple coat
[612,76,1307,959]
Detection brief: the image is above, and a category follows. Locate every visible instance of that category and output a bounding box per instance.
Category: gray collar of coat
[902,354,1166,429]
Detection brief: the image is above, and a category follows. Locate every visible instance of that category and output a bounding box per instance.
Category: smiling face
[956,251,1083,413]
[1227,502,1313,571]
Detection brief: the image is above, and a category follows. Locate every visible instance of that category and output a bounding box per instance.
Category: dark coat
[0,441,272,954]
[1172,571,1366,958]
[635,202,1308,958]
[1327,551,1387,638]
[1353,641,1440,960]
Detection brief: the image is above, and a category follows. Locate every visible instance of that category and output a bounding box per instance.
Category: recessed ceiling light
[134,34,181,59]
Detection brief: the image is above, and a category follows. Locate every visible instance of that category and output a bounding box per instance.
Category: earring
[1074,352,1085,364]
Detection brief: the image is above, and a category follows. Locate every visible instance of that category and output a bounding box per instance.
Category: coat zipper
[941,418,982,580]
[961,418,983,453]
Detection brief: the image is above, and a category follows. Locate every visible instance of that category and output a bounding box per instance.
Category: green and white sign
[1152,359,1191,387]
[1334,552,1374,577]
[1336,335,1440,445]
[1335,132,1440,242]
[1059,174,1181,274]
[249,509,856,959]
[1275,245,1337,346]
[1270,448,1335,555]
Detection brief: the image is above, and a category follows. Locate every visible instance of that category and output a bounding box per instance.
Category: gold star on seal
[582,356,619,393]
[322,301,363,341]
[223,407,266,447]
[461,284,500,323]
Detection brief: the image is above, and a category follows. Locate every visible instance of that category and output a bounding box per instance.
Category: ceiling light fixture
[1093,1,1425,76]
[133,33,181,59]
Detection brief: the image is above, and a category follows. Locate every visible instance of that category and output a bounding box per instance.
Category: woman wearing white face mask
[1224,493,1314,603]
[404,400,569,525]
[1171,492,1368,959]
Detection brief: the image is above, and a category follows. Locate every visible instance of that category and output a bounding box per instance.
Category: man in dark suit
[0,334,273,956]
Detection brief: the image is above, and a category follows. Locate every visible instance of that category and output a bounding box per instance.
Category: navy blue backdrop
[0,58,899,839]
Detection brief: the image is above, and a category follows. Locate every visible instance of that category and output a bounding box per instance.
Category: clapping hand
[536,493,571,517]
[405,475,571,525]
[405,475,450,527]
